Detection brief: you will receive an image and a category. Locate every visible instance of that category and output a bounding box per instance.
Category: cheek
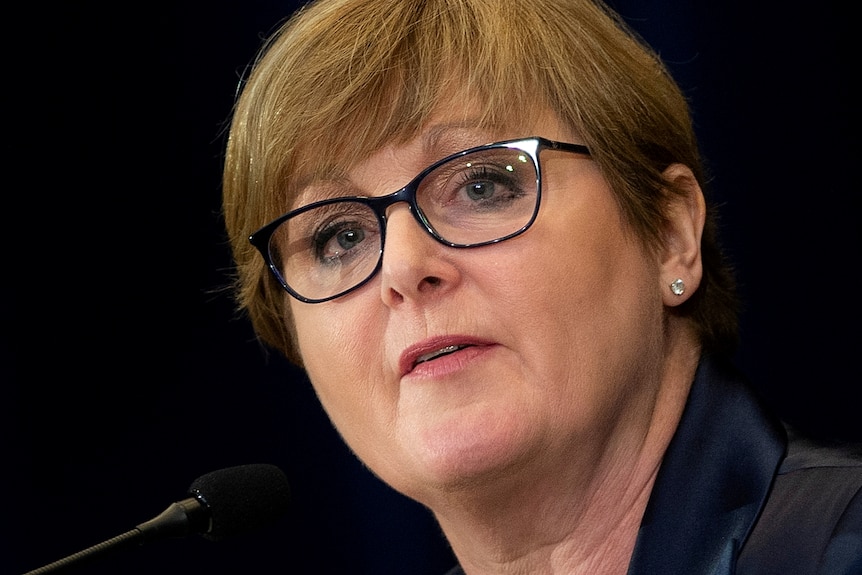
[290,301,394,447]
[519,196,642,311]
[295,305,367,366]
[509,181,663,380]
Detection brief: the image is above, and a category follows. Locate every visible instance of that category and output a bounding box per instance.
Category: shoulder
[738,427,862,575]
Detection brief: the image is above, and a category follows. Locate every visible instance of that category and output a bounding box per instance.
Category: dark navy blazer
[445,356,862,574]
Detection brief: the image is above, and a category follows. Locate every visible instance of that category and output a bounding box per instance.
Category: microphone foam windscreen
[189,463,291,541]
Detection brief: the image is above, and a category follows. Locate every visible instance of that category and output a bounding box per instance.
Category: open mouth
[414,344,471,366]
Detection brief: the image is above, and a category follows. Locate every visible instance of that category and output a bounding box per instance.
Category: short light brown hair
[222,0,739,364]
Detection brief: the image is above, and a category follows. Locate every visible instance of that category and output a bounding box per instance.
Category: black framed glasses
[249,136,590,303]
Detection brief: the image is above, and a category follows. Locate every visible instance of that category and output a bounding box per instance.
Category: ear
[659,163,706,307]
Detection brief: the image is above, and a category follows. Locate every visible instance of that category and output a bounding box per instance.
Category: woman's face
[288,109,669,503]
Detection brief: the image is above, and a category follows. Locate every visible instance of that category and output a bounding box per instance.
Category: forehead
[296,83,549,162]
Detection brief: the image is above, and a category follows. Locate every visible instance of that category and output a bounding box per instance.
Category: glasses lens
[262,141,542,302]
[416,144,539,245]
[268,200,383,301]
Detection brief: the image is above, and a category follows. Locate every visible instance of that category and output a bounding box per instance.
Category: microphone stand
[22,497,206,574]
[23,529,144,574]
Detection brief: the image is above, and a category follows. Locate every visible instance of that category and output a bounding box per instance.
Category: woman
[221,0,861,572]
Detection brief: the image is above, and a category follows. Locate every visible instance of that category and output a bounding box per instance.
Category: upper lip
[399,335,493,376]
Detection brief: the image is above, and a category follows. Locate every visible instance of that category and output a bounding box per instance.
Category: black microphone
[22,464,291,574]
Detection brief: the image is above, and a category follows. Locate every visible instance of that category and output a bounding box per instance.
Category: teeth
[416,345,463,364]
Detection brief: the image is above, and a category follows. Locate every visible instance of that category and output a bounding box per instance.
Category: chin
[396,406,536,495]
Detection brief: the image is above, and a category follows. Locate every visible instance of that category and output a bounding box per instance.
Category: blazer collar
[627,355,786,575]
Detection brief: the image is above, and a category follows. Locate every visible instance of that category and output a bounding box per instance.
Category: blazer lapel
[626,356,786,575]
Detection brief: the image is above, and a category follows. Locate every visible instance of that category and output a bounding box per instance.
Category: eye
[464,180,498,201]
[450,166,526,211]
[314,221,370,264]
[420,147,535,214]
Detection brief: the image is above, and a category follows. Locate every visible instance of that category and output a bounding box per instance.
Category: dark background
[7,1,858,573]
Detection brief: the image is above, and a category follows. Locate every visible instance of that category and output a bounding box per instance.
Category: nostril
[425,276,441,286]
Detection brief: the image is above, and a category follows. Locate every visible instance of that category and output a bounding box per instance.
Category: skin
[289,106,706,573]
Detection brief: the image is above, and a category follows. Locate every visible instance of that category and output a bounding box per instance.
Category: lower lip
[404,345,494,380]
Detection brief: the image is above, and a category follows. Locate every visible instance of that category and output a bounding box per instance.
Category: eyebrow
[291,171,355,210]
[421,122,498,157]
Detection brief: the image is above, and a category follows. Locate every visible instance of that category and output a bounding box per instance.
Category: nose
[378,204,461,307]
